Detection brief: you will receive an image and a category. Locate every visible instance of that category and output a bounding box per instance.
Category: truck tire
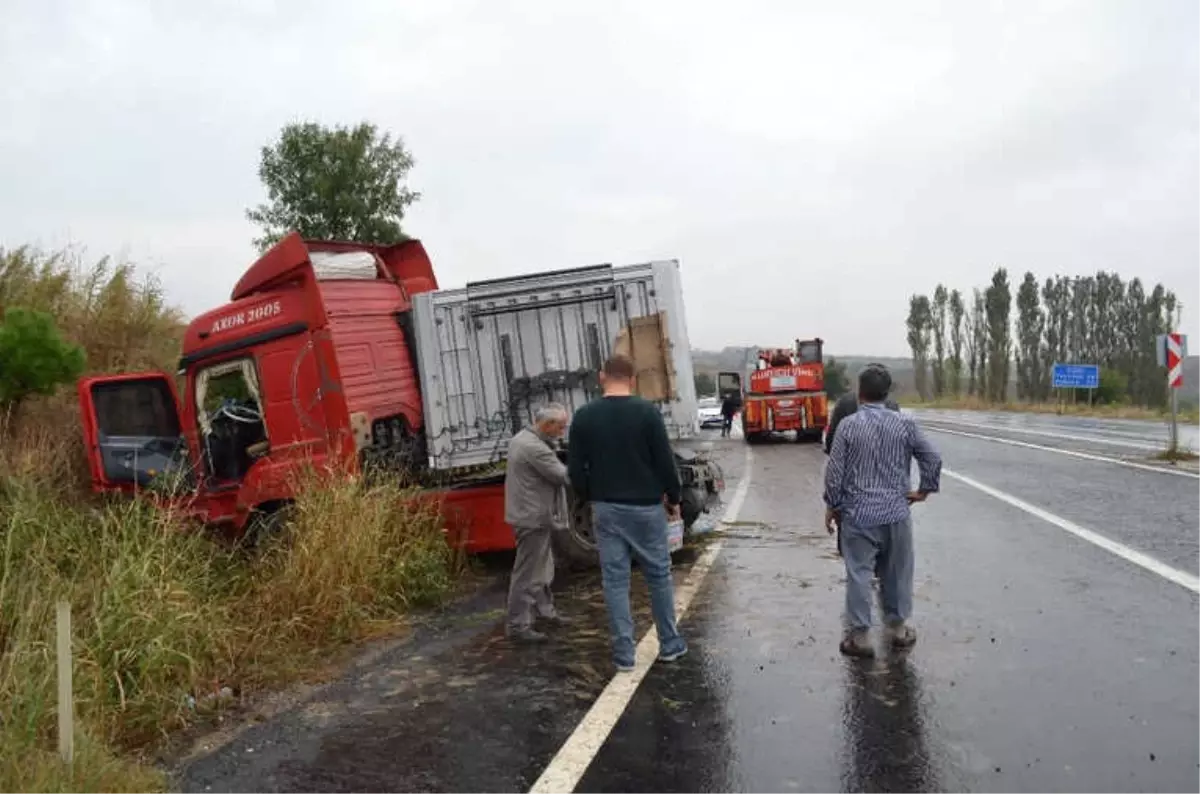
[680,486,704,531]
[240,502,293,550]
[554,496,599,571]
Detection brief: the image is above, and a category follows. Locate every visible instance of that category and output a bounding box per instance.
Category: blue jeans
[841,517,914,632]
[592,502,687,666]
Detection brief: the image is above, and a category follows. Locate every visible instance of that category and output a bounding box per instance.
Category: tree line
[906,268,1181,407]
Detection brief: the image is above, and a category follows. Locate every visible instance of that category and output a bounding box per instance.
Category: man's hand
[824,507,840,535]
[667,503,682,522]
[906,491,928,504]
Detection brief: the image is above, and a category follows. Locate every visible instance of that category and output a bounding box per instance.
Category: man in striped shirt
[823,364,942,658]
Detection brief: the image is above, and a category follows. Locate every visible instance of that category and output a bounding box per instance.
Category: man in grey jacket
[504,403,571,643]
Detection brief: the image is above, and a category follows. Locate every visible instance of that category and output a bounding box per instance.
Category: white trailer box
[412,260,700,471]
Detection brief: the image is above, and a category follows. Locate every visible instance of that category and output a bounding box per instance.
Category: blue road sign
[1052,363,1100,389]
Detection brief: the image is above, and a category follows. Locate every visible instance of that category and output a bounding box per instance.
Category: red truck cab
[77,233,510,550]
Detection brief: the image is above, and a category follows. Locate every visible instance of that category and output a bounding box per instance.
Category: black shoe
[538,613,571,627]
[507,627,547,643]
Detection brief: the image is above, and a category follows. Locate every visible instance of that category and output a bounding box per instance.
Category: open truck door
[717,371,742,402]
[77,372,190,493]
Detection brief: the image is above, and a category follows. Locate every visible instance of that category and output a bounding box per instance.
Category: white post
[56,599,74,765]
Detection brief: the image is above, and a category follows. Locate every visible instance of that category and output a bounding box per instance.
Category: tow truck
[717,338,828,443]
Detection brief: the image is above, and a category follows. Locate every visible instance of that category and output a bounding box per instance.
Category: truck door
[77,372,190,492]
[717,371,742,400]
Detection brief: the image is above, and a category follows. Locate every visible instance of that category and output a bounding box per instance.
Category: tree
[1015,272,1044,401]
[0,307,86,429]
[984,268,1012,403]
[907,268,1181,410]
[906,295,933,400]
[1067,276,1094,362]
[1041,276,1070,398]
[965,288,988,398]
[948,289,965,397]
[693,371,716,396]
[930,285,948,398]
[1095,367,1129,405]
[246,121,421,251]
[824,356,850,399]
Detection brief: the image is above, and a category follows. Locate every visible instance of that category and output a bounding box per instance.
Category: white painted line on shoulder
[529,445,754,794]
[920,416,1160,450]
[926,425,1200,480]
[944,468,1200,594]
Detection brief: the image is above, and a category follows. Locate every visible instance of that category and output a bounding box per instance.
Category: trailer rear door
[411,260,699,471]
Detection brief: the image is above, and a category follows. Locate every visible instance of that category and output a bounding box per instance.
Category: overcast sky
[3,0,1197,356]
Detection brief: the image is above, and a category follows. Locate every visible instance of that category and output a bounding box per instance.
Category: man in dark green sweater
[568,354,688,672]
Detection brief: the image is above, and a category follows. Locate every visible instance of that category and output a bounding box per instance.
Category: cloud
[2,0,1196,355]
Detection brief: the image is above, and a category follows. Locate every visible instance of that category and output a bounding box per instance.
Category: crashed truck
[77,232,725,567]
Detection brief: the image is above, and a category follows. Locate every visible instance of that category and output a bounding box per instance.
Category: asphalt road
[178,412,1200,793]
[908,408,1200,459]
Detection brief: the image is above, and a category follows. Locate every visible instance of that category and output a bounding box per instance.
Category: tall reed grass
[0,247,463,791]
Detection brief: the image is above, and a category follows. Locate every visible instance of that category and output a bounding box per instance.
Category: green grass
[0,459,462,792]
[1,244,469,791]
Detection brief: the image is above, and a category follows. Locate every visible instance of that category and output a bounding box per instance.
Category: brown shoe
[839,630,875,658]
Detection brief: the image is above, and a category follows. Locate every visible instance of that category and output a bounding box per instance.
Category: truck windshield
[195,358,269,483]
[796,341,822,363]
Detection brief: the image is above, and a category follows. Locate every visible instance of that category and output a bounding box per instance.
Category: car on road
[698,396,724,428]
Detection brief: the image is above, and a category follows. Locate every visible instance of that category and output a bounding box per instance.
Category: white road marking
[944,469,1200,594]
[529,445,754,794]
[925,425,1200,480]
[918,416,1162,450]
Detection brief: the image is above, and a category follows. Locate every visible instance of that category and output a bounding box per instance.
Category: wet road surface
[578,430,1198,792]
[178,414,1199,793]
[909,408,1200,460]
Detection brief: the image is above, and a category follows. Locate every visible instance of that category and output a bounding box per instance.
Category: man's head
[599,354,636,396]
[533,402,569,439]
[858,363,893,404]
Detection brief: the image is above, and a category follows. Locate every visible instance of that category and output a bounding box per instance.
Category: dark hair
[603,354,636,380]
[858,363,892,403]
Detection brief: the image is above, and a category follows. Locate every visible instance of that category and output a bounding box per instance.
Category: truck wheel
[554,497,599,571]
[681,487,704,531]
[240,502,293,550]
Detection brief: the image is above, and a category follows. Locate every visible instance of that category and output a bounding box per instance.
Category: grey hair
[533,402,569,424]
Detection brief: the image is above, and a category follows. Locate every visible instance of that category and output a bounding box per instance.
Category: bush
[0,308,87,425]
[0,246,183,443]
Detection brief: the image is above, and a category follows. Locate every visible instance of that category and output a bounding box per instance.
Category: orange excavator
[718,338,828,444]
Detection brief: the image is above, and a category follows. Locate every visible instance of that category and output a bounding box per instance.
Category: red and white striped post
[1165,333,1185,453]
